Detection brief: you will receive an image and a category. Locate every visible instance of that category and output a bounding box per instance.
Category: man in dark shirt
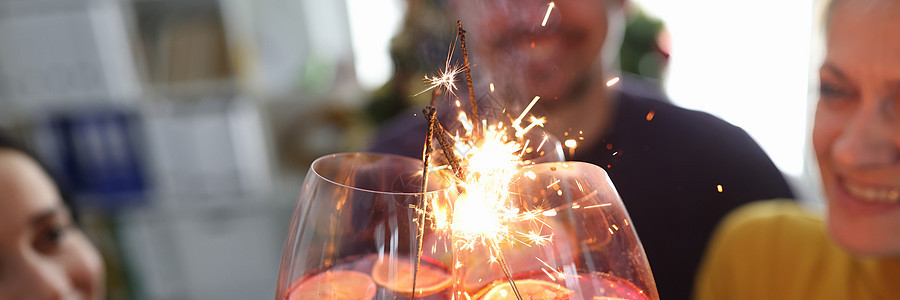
[369,0,794,299]
[370,81,794,300]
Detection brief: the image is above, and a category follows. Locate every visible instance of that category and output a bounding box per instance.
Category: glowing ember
[606,76,620,87]
[414,41,464,98]
[541,2,556,27]
[417,65,463,97]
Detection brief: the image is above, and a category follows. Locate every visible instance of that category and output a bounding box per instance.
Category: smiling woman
[813,0,900,256]
[694,0,900,298]
[0,132,105,300]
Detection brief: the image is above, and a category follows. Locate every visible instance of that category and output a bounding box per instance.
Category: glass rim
[518,161,612,183]
[514,161,619,208]
[310,152,453,196]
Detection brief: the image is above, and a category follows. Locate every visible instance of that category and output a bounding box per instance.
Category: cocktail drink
[274,153,456,300]
[285,259,644,300]
[472,272,649,300]
[450,161,658,300]
[283,254,452,299]
[275,154,657,300]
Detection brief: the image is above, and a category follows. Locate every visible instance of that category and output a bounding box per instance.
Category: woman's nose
[833,101,900,169]
[14,254,70,300]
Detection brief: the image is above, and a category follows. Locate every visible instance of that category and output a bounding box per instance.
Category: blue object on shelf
[38,107,148,210]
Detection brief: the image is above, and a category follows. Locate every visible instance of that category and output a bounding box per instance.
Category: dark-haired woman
[0,133,104,299]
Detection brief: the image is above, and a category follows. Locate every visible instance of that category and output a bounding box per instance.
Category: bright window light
[636,0,814,176]
[345,0,405,90]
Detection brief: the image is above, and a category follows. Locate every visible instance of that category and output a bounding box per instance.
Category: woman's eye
[33,224,70,254]
[819,82,854,100]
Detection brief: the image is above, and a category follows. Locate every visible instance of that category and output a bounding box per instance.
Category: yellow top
[694,200,900,300]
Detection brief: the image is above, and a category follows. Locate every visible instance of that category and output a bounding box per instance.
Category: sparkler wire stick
[493,242,524,300]
[432,119,466,181]
[457,20,479,126]
[430,85,440,106]
[412,106,438,299]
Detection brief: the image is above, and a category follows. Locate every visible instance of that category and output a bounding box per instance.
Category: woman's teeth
[844,181,900,203]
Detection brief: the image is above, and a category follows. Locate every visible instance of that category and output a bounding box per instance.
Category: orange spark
[541,2,556,27]
[584,203,612,209]
[535,135,549,153]
[606,76,620,87]
[540,268,556,281]
[512,96,543,137]
[546,179,561,189]
[535,257,566,279]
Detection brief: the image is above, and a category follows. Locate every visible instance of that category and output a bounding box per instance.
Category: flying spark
[606,76,620,87]
[583,203,612,209]
[541,2,556,27]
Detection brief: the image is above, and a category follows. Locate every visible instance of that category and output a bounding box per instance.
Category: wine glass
[453,161,659,300]
[274,152,457,300]
[275,152,657,299]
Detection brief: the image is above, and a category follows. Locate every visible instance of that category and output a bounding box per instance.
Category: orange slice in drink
[371,256,452,296]
[481,279,573,300]
[289,270,376,300]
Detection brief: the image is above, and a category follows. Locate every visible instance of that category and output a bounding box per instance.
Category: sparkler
[412,106,438,298]
[458,21,479,125]
[432,118,466,180]
[438,90,561,299]
[411,21,564,300]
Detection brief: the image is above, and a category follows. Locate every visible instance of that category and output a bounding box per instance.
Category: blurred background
[0,0,821,299]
